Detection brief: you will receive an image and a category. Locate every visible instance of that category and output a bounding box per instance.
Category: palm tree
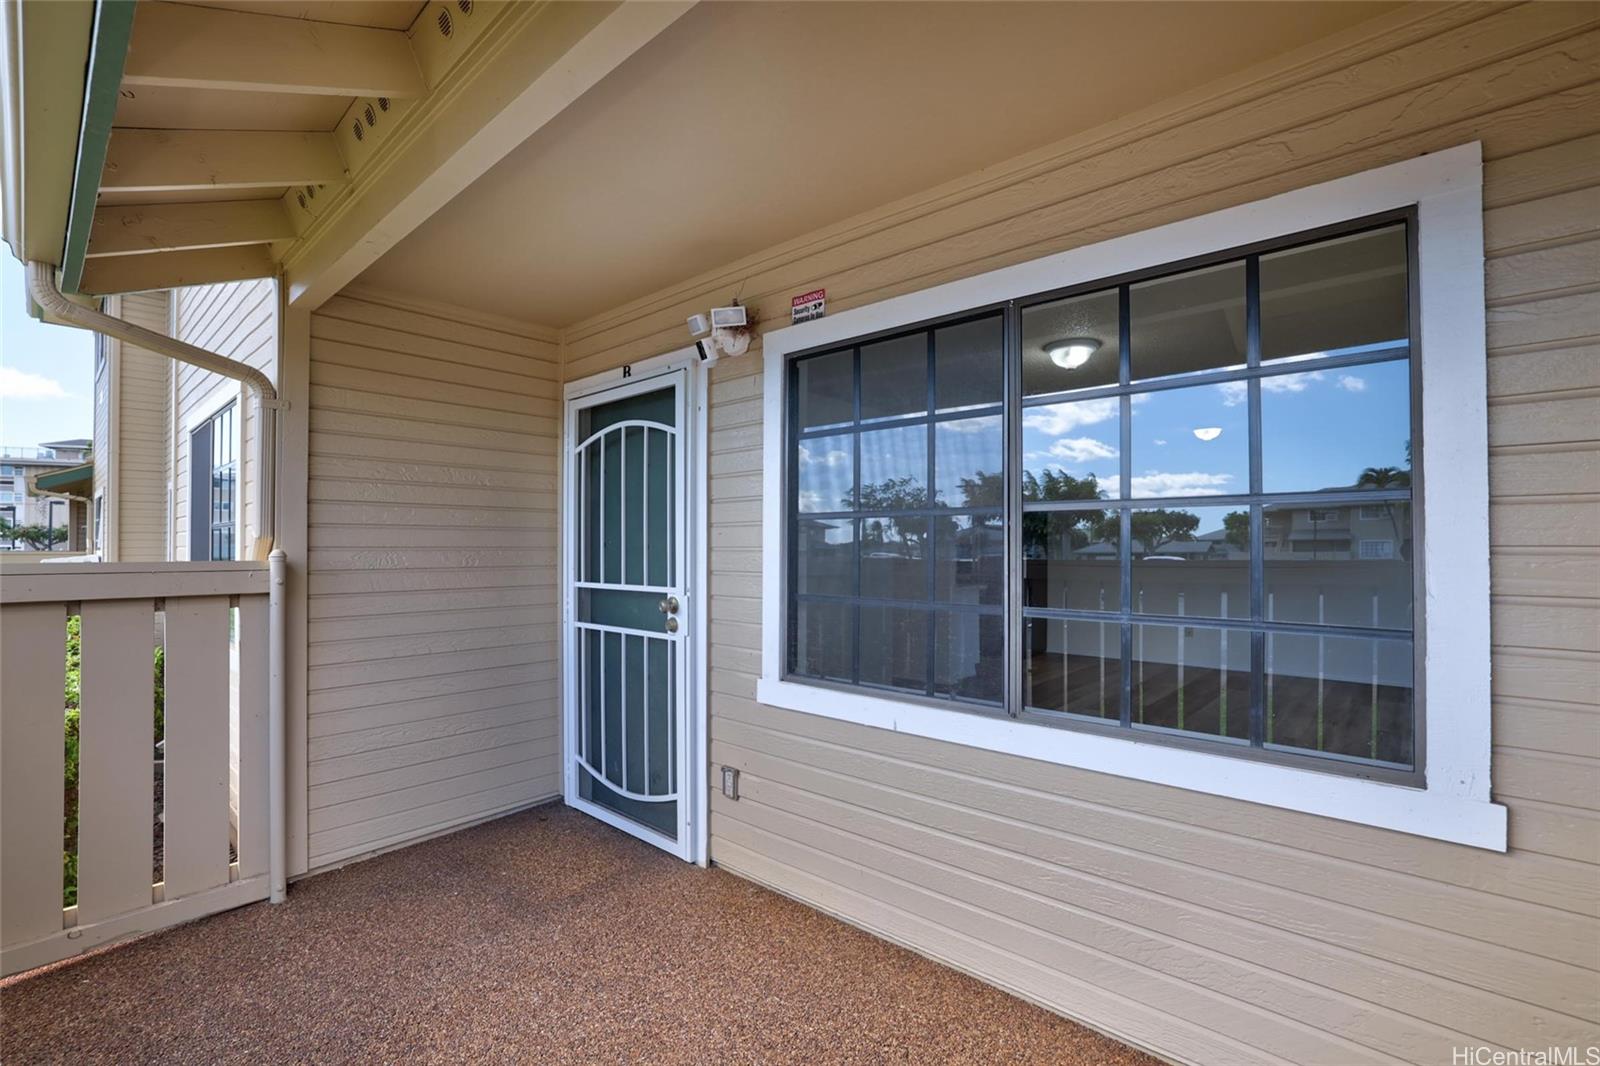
[1356,466,1410,555]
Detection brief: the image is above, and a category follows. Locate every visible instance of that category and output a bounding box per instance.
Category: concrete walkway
[2,804,1151,1064]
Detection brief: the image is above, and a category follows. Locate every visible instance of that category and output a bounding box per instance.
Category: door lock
[658,595,680,615]
[664,617,680,634]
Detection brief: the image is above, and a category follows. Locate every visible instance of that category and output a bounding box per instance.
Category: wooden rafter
[123,2,426,99]
[88,200,296,258]
[101,130,347,193]
[78,244,276,296]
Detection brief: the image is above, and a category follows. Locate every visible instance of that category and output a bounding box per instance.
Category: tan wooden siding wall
[303,291,562,870]
[110,292,171,562]
[557,4,1600,1062]
[171,279,278,559]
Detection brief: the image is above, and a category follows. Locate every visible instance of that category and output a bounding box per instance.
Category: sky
[0,254,95,448]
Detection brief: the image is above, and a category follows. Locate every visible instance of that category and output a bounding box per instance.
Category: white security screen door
[564,370,692,858]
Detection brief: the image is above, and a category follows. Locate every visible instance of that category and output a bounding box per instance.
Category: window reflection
[1131,261,1246,381]
[1022,288,1120,396]
[1130,384,1247,499]
[935,316,1003,412]
[1021,398,1119,497]
[1262,224,1407,362]
[792,602,853,682]
[860,333,927,422]
[1131,506,1249,619]
[1022,509,1119,612]
[796,433,853,514]
[797,348,853,430]
[796,518,854,597]
[1133,624,1250,741]
[1264,502,1412,630]
[1267,632,1413,766]
[934,416,1002,507]
[1025,618,1119,719]
[861,516,926,602]
[935,513,1003,607]
[860,605,928,693]
[934,611,1004,705]
[859,424,927,509]
[1261,359,1411,493]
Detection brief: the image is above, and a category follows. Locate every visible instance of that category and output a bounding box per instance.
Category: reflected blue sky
[1021,358,1410,500]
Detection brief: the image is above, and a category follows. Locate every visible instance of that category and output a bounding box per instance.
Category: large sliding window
[785,215,1418,780]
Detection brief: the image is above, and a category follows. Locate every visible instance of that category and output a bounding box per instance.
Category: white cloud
[0,366,68,400]
[798,444,850,468]
[1022,398,1118,434]
[1153,438,1167,446]
[1217,372,1324,407]
[1101,471,1235,498]
[1337,374,1367,393]
[1043,436,1117,464]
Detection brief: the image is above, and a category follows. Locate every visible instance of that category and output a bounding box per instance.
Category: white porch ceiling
[357,1,1399,328]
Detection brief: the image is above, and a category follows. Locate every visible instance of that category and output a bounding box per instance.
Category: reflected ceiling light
[1045,337,1100,370]
[1193,426,1223,441]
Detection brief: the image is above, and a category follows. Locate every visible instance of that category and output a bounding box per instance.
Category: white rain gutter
[26,259,289,904]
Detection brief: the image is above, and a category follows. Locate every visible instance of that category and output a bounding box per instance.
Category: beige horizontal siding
[171,279,278,559]
[557,4,1600,1063]
[304,291,561,870]
[111,292,171,562]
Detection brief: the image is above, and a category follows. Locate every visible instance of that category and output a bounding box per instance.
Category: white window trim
[759,142,1503,851]
[185,378,245,561]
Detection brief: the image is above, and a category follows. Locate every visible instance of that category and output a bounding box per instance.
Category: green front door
[569,376,685,850]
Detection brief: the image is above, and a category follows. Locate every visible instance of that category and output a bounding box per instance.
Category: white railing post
[268,549,287,903]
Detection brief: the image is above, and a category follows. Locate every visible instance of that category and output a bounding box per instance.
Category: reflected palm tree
[1357,465,1411,559]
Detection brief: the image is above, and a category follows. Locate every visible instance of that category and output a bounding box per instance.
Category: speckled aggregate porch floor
[1,804,1153,1065]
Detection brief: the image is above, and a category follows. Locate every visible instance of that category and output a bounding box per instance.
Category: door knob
[658,595,680,615]
[664,617,680,634]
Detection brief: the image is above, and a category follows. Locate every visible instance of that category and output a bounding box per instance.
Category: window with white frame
[785,215,1419,780]
[763,146,1500,848]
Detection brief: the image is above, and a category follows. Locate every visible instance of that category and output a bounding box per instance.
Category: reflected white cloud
[1033,436,1117,463]
[798,444,850,467]
[1101,471,1235,497]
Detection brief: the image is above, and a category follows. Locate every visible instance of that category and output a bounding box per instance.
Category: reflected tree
[1096,509,1201,554]
[1222,510,1250,553]
[1357,465,1411,558]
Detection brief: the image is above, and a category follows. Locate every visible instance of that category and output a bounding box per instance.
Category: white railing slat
[161,596,232,899]
[76,600,156,924]
[0,604,67,946]
[235,595,270,880]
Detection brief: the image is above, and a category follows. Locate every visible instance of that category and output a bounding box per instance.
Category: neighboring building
[2,4,1596,1064]
[0,440,91,550]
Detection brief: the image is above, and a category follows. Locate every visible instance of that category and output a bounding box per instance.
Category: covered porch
[0,804,1148,1065]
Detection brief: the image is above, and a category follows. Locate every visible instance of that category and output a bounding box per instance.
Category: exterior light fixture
[1045,337,1100,370]
[1193,426,1222,441]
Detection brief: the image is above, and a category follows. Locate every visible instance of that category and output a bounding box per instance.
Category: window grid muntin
[785,211,1420,781]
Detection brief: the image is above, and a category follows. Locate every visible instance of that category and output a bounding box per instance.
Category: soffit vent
[437,7,452,38]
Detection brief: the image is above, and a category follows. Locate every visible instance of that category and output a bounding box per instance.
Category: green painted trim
[59,0,135,296]
[34,462,94,492]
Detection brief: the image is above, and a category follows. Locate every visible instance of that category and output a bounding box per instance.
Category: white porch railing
[0,561,275,976]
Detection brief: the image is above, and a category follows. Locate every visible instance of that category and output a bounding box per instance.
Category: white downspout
[27,260,290,903]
